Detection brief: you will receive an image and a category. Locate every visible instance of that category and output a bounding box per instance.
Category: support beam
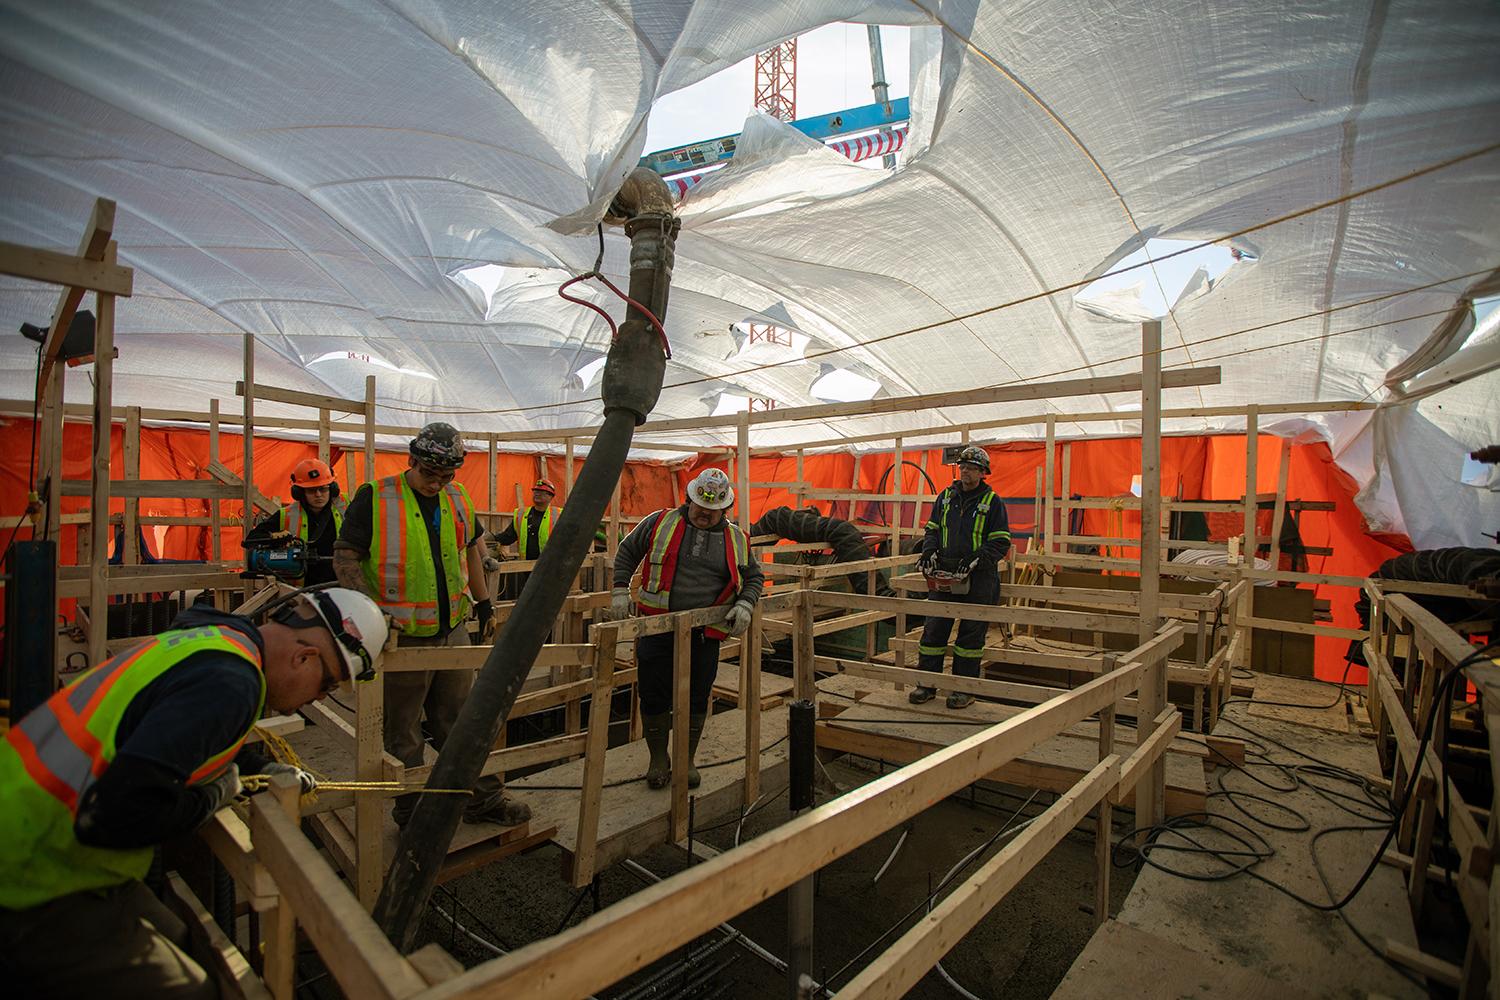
[86,242,118,669]
[1137,319,1165,827]
[38,198,116,393]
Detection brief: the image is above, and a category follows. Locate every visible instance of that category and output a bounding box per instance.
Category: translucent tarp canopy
[1,1,1497,544]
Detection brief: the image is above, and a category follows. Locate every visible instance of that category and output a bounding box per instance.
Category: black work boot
[686,713,708,788]
[946,691,975,710]
[643,712,671,789]
[908,686,936,704]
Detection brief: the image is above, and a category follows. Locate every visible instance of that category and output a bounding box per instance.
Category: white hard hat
[687,468,734,511]
[305,588,388,682]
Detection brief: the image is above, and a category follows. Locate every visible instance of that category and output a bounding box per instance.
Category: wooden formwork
[193,594,1187,999]
[1364,587,1498,993]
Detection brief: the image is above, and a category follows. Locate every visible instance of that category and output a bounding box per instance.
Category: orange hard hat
[291,458,335,488]
[533,478,558,496]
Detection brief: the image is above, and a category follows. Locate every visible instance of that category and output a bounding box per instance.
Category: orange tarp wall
[2,419,1406,681]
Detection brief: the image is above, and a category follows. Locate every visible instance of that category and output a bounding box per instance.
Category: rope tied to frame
[249,724,470,801]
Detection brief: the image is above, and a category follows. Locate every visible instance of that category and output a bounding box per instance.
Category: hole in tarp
[1074,238,1254,322]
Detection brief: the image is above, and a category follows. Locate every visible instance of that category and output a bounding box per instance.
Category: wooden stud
[1240,406,1258,668]
[1268,437,1292,570]
[122,406,140,566]
[354,374,382,911]
[1137,319,1165,828]
[86,243,117,669]
[793,591,816,702]
[38,198,116,389]
[670,615,692,843]
[565,437,575,498]
[743,604,763,806]
[572,629,617,886]
[1059,442,1072,556]
[737,412,751,534]
[1043,415,1056,570]
[317,408,331,465]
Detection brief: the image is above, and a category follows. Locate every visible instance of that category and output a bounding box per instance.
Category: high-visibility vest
[511,505,554,559]
[0,626,265,909]
[362,474,473,637]
[283,498,345,543]
[927,485,1008,555]
[636,509,749,640]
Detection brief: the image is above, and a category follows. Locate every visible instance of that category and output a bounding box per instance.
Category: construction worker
[496,477,559,560]
[332,422,529,827]
[0,588,387,999]
[609,468,764,789]
[912,445,1012,709]
[492,477,557,601]
[245,457,345,586]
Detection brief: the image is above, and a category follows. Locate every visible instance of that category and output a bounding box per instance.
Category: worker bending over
[245,457,345,586]
[0,589,386,998]
[333,422,529,827]
[913,445,1011,709]
[610,468,763,789]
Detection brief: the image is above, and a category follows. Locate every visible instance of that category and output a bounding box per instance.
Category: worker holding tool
[609,468,764,789]
[245,457,345,586]
[0,588,386,998]
[912,445,1011,709]
[333,422,529,827]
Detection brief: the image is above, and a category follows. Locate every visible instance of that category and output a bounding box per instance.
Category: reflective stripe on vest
[0,626,265,909]
[937,487,994,552]
[636,509,748,640]
[512,505,554,559]
[284,499,345,545]
[363,475,473,637]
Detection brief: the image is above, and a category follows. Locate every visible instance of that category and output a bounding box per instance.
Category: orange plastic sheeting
[0,418,681,569]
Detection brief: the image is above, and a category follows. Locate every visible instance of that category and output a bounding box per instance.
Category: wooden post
[123,406,140,566]
[262,776,302,1000]
[1137,319,1165,827]
[1059,442,1072,556]
[354,375,382,910]
[737,412,751,534]
[573,628,617,886]
[1268,437,1291,570]
[670,615,692,842]
[208,399,222,560]
[317,408,331,465]
[743,604,763,806]
[890,437,903,558]
[565,437,575,499]
[793,590,816,702]
[241,332,254,532]
[1094,663,1116,928]
[608,476,623,556]
[1240,406,1259,668]
[1043,415,1056,571]
[86,243,117,668]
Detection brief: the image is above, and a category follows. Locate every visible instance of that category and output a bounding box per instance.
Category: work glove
[261,761,318,795]
[200,763,241,815]
[918,551,938,576]
[963,557,981,578]
[473,598,493,634]
[608,587,633,621]
[724,600,754,637]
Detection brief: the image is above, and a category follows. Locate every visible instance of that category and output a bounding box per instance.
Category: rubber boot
[643,712,672,789]
[686,713,707,789]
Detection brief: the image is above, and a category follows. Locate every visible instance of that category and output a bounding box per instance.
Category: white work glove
[918,552,938,575]
[261,760,318,795]
[608,587,633,621]
[724,600,754,637]
[200,763,241,815]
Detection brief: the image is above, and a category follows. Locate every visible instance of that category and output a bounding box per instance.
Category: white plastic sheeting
[1,1,1498,540]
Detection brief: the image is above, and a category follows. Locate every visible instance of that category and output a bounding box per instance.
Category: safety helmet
[533,478,557,497]
[410,422,466,471]
[291,458,335,488]
[305,588,388,683]
[687,468,734,510]
[955,445,991,474]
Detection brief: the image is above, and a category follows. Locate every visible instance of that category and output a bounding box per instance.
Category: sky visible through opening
[644,23,911,155]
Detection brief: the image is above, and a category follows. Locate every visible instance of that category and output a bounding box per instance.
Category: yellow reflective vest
[0,626,264,909]
[361,474,474,637]
[511,504,554,559]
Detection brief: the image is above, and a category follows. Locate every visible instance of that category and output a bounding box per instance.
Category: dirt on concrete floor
[391,757,1137,1000]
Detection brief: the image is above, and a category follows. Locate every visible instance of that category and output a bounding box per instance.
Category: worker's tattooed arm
[332,547,376,598]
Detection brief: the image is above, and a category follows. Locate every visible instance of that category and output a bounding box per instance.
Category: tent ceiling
[0,1,1497,459]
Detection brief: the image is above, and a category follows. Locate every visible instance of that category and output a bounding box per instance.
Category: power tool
[242,535,321,580]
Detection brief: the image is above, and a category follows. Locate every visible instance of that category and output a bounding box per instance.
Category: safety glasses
[416,463,457,484]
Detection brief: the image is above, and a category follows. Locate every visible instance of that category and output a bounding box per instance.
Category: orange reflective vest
[636,509,749,640]
[0,626,265,909]
[362,474,474,637]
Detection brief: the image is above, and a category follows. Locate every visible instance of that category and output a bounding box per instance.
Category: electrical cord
[1115,641,1497,984]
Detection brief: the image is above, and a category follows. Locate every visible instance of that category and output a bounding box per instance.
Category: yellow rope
[239,774,470,796]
